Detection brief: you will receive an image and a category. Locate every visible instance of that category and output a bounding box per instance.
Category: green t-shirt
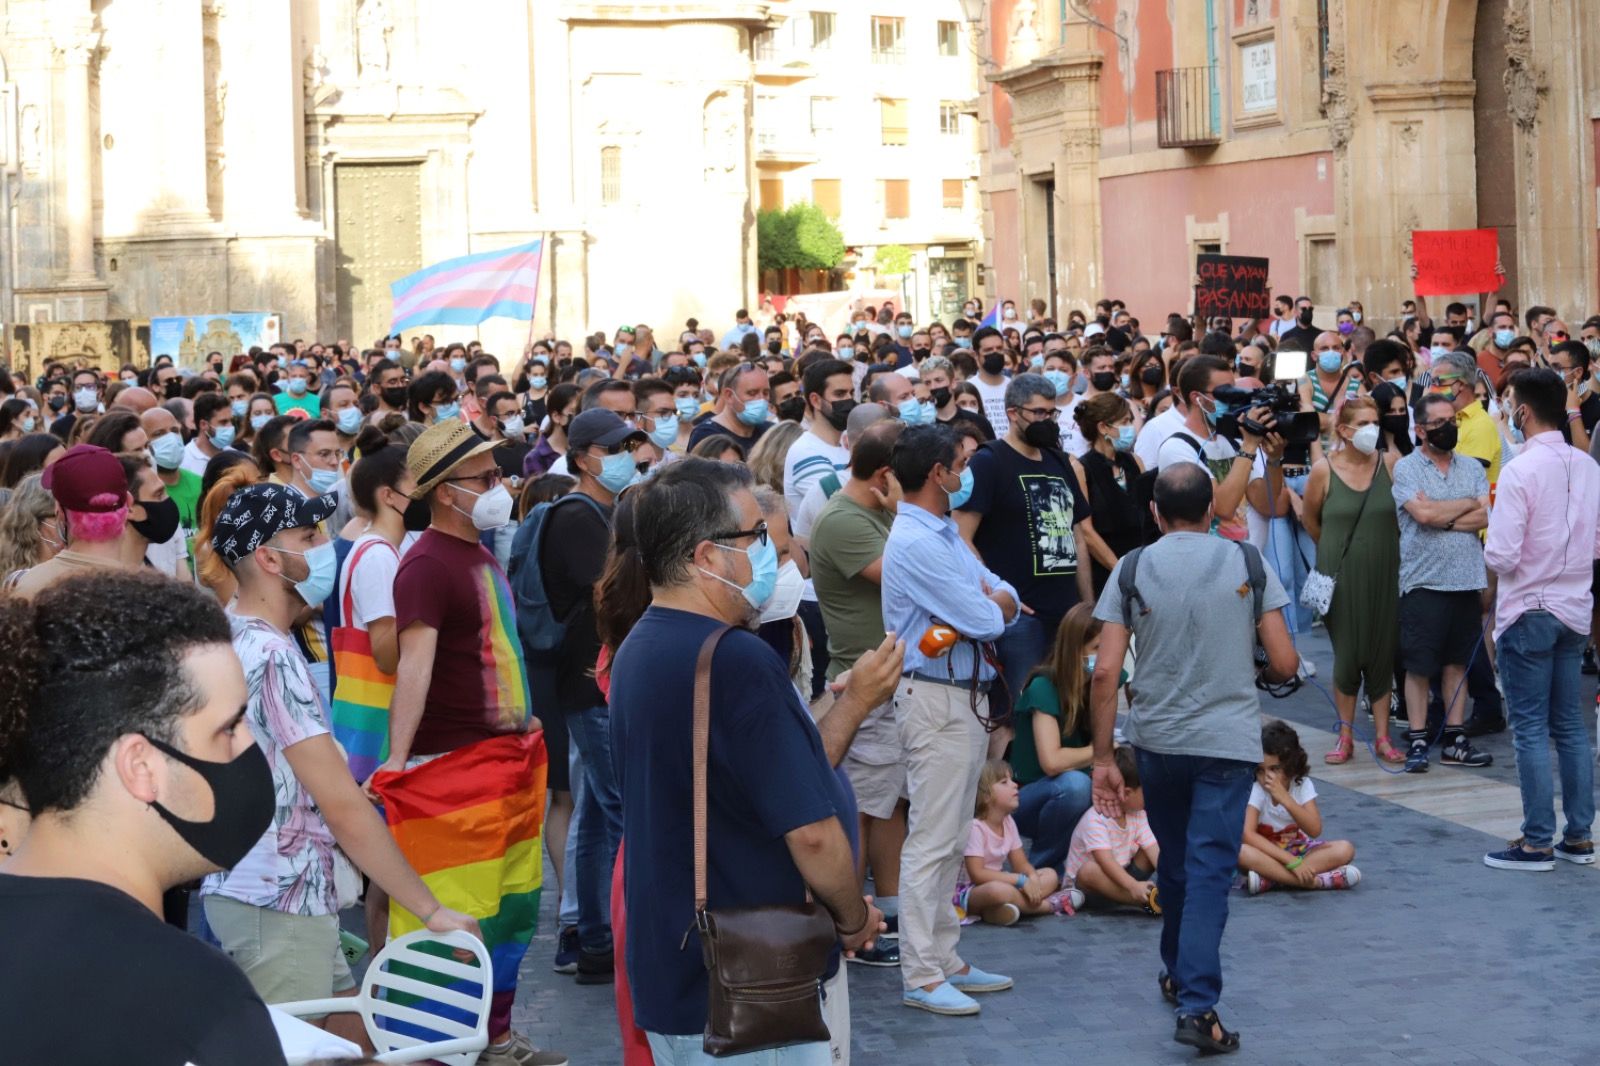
[273,392,321,418]
[166,468,203,577]
[1008,673,1092,786]
[809,492,892,681]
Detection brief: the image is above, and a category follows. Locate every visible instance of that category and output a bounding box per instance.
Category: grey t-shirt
[1092,531,1290,764]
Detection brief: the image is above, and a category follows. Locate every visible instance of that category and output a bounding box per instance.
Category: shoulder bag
[691,626,839,1057]
[1299,461,1374,617]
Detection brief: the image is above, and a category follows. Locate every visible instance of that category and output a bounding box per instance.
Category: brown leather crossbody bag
[691,626,837,1057]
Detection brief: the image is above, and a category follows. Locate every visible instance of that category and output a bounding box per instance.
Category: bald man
[110,385,159,415]
[140,406,204,548]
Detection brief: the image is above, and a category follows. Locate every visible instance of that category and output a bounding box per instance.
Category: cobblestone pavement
[513,628,1600,1065]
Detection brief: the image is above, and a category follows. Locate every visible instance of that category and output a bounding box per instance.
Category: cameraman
[1088,463,1299,1054]
[1157,355,1286,542]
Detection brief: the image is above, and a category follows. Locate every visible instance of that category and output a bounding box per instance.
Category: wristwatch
[1444,518,1456,531]
[1237,451,1260,462]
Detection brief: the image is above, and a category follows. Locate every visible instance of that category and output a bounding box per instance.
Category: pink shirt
[1064,808,1157,883]
[958,816,1022,889]
[1483,431,1600,640]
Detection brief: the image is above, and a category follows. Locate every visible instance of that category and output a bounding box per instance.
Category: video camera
[1212,383,1320,468]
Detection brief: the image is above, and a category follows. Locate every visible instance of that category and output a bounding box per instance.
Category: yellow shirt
[1454,402,1502,491]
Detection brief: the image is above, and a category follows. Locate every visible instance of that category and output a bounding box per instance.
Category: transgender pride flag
[390,239,544,335]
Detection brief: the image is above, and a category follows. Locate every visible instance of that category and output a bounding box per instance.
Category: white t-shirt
[1134,404,1187,469]
[1057,396,1090,456]
[1155,428,1233,472]
[144,527,189,580]
[974,376,1010,436]
[1247,775,1317,834]
[783,430,849,516]
[180,438,213,478]
[337,532,399,630]
[547,454,570,478]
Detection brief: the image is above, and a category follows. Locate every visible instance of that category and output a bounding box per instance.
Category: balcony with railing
[1156,67,1221,148]
[754,27,815,81]
[755,127,819,167]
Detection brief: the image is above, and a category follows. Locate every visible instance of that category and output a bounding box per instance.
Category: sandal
[1374,736,1406,764]
[1141,883,1162,916]
[1157,971,1178,1006]
[1323,734,1354,765]
[1174,1009,1241,1055]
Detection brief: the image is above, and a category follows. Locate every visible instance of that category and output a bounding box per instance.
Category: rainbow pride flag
[978,302,1001,329]
[373,731,546,1037]
[390,239,544,335]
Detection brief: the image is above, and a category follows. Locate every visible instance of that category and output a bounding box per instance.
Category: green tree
[758,203,845,272]
[875,244,912,277]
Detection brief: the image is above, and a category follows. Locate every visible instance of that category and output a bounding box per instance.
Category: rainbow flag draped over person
[389,239,544,335]
[373,731,546,1037]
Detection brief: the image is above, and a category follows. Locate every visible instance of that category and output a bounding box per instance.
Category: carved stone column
[143,0,214,231]
[54,31,99,283]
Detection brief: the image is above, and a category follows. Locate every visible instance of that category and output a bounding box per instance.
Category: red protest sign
[1195,254,1271,320]
[1412,229,1501,296]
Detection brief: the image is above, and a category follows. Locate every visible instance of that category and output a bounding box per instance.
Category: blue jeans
[558,742,583,930]
[992,613,1055,723]
[1498,611,1594,849]
[1261,513,1315,635]
[1135,750,1255,1018]
[645,1032,831,1066]
[1014,771,1093,872]
[567,705,624,954]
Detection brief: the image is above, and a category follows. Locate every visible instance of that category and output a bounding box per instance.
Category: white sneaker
[1297,656,1317,678]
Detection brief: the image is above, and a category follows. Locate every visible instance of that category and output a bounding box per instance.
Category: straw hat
[405,419,499,499]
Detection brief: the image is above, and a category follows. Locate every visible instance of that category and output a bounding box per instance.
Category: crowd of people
[0,288,1595,1062]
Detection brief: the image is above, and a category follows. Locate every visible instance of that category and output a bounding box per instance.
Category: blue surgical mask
[1120,374,1131,390]
[335,407,363,435]
[736,397,769,426]
[675,396,701,421]
[1431,345,1450,358]
[433,402,461,423]
[838,346,854,360]
[1072,376,1089,395]
[231,399,248,418]
[150,432,186,471]
[946,466,975,510]
[1386,376,1409,394]
[700,536,779,610]
[530,376,547,391]
[1029,355,1045,369]
[648,413,680,449]
[20,416,35,433]
[1086,654,1097,672]
[897,324,913,339]
[897,399,932,426]
[211,424,237,449]
[250,413,272,431]
[1317,351,1343,374]
[1043,370,1072,396]
[1495,329,1515,349]
[1509,405,1526,444]
[298,459,341,496]
[450,357,467,374]
[954,337,972,349]
[287,377,309,396]
[275,540,338,607]
[1112,424,1136,452]
[593,450,637,494]
[691,352,707,368]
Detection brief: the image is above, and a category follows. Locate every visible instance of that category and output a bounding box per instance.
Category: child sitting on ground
[1240,721,1361,894]
[1063,746,1161,914]
[955,760,1071,925]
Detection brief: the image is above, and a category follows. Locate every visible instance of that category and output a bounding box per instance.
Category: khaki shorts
[204,894,355,1004]
[842,754,908,821]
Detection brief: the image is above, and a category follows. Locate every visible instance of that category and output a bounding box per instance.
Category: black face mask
[767,339,783,354]
[397,496,432,532]
[1424,422,1459,452]
[930,386,952,409]
[1298,308,1314,327]
[1380,413,1411,444]
[821,398,856,432]
[911,348,930,362]
[47,394,67,412]
[145,736,274,871]
[776,396,807,423]
[1140,365,1165,387]
[164,379,184,400]
[981,354,1006,376]
[130,497,181,545]
[381,386,409,409]
[1022,418,1061,450]
[1090,371,1117,393]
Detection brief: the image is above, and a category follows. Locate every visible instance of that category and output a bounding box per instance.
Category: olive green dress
[1317,459,1399,697]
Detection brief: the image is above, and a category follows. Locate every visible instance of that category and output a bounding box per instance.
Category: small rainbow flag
[978,302,1001,330]
[373,731,546,1038]
[389,239,544,335]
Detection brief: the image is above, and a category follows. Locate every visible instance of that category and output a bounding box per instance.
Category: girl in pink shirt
[955,760,1074,925]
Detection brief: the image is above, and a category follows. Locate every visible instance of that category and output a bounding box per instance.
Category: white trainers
[1296,656,1318,679]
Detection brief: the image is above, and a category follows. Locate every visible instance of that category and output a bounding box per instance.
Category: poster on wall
[149,313,283,371]
[1195,254,1271,319]
[1240,40,1276,113]
[1410,230,1502,296]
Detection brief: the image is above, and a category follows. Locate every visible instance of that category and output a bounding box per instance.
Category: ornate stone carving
[1245,0,1262,26]
[1062,126,1100,163]
[701,91,741,184]
[18,104,41,175]
[1321,0,1352,155]
[356,0,392,81]
[1397,122,1417,148]
[1391,42,1417,68]
[1502,0,1547,134]
[1010,85,1063,122]
[1009,0,1041,68]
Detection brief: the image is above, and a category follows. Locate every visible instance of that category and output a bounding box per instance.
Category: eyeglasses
[1416,418,1451,430]
[711,521,769,548]
[445,470,502,488]
[1011,405,1057,422]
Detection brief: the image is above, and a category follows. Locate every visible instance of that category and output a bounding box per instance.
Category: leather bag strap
[693,625,733,914]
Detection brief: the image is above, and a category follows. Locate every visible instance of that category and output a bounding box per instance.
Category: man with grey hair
[956,372,1099,729]
[920,355,995,439]
[611,457,903,1063]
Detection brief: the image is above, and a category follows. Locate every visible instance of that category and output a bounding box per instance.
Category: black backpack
[1118,537,1267,622]
[1132,432,1204,545]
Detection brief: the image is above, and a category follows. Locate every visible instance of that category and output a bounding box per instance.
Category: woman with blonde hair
[0,475,62,587]
[745,419,804,495]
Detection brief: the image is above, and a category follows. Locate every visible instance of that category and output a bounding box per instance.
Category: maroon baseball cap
[41,444,129,513]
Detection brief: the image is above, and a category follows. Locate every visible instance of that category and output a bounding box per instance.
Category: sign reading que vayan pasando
[1195,254,1271,320]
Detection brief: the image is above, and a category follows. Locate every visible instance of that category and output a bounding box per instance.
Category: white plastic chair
[274,929,493,1065]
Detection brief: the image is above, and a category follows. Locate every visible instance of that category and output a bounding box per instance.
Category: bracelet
[836,906,873,939]
[1237,451,1260,462]
[421,902,443,924]
[1015,874,1028,891]
[1285,857,1304,871]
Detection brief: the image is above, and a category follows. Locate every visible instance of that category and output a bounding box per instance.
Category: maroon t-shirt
[394,528,531,755]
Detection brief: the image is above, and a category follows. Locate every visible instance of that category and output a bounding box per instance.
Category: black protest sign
[1195,255,1271,320]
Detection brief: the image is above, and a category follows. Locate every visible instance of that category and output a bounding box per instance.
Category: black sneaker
[1484,838,1555,871]
[1403,742,1430,774]
[1463,713,1506,738]
[575,947,615,985]
[846,939,901,967]
[1440,736,1493,767]
[553,925,579,975]
[1555,838,1596,865]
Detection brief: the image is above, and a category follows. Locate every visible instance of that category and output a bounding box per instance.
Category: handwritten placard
[1412,229,1500,296]
[1195,254,1271,320]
